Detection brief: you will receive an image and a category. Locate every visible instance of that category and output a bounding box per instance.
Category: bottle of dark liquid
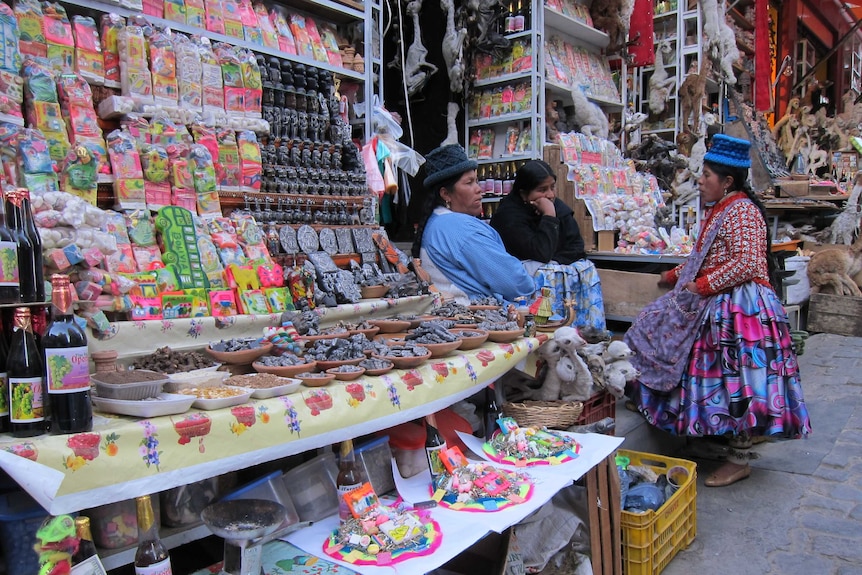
[520,0,531,31]
[20,191,45,302]
[483,386,502,441]
[0,191,20,304]
[424,413,447,480]
[134,495,172,575]
[5,190,37,303]
[513,0,525,32]
[44,274,92,434]
[8,307,46,437]
[0,328,9,433]
[336,439,365,520]
[71,516,104,570]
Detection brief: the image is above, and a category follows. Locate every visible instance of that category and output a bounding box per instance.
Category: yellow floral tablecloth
[0,335,545,515]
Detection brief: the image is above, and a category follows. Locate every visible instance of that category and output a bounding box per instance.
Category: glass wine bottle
[20,191,45,302]
[44,274,92,434]
[8,307,46,437]
[0,328,9,433]
[514,0,525,32]
[0,191,20,304]
[336,439,365,520]
[484,386,502,441]
[134,495,173,575]
[424,413,447,480]
[71,516,104,570]
[5,190,37,303]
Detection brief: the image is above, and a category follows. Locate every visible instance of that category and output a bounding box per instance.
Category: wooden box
[807,292,862,336]
[774,178,809,197]
[596,268,665,322]
[585,453,622,575]
[596,231,616,252]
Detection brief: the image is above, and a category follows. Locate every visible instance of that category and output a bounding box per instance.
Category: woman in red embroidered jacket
[625,135,811,487]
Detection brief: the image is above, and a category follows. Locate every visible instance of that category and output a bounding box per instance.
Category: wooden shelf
[729,7,754,31]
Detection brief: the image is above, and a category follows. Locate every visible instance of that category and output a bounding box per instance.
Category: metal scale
[201,499,307,575]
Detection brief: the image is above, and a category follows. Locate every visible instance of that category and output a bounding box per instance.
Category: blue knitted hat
[423,144,478,189]
[703,134,751,168]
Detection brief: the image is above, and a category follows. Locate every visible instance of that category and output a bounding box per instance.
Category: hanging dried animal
[678,58,710,133]
[465,0,510,55]
[700,0,739,84]
[440,102,461,146]
[589,0,637,55]
[403,0,438,97]
[648,39,676,115]
[440,0,467,93]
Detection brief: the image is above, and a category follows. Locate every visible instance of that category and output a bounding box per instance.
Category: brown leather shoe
[704,461,751,487]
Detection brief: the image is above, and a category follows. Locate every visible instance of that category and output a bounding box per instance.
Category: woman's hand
[531,196,556,217]
[683,281,699,294]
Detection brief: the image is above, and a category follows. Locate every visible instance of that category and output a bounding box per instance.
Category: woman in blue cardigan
[411,144,535,305]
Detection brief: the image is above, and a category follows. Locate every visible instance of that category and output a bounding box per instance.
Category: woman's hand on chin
[531,197,556,217]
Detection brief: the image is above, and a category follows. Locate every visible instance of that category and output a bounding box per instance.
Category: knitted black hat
[704,134,751,168]
[423,144,478,189]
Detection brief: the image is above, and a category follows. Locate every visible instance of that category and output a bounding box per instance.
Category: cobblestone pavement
[642,333,862,575]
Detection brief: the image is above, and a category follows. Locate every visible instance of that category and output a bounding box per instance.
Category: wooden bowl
[467,304,502,312]
[252,360,318,378]
[206,341,273,365]
[369,319,412,333]
[360,284,389,299]
[448,329,489,350]
[326,365,366,381]
[372,347,432,370]
[373,332,409,343]
[296,372,336,387]
[486,328,526,343]
[314,356,365,371]
[414,338,463,358]
[359,358,394,376]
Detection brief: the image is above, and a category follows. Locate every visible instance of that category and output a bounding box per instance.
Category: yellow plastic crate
[618,450,697,575]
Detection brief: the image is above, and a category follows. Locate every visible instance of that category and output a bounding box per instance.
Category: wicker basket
[502,400,584,429]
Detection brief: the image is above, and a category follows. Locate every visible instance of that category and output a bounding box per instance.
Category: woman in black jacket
[490,159,605,329]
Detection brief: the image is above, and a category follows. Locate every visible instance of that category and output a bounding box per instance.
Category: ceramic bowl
[359,358,395,376]
[296,372,336,387]
[413,338,463,358]
[349,325,381,339]
[314,356,365,371]
[301,331,350,345]
[372,347,431,370]
[448,329,489,350]
[206,341,273,365]
[369,319,412,333]
[486,328,526,343]
[360,284,389,299]
[326,365,366,381]
[252,360,318,378]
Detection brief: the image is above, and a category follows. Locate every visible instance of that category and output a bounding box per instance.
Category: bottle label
[135,558,172,575]
[45,346,90,393]
[338,482,363,520]
[0,372,7,417]
[10,376,44,423]
[0,241,18,286]
[425,444,447,477]
[72,555,108,575]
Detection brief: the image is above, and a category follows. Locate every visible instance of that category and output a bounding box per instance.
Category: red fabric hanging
[754,0,770,111]
[628,0,655,67]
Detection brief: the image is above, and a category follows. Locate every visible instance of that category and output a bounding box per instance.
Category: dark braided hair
[704,159,779,291]
[411,173,465,259]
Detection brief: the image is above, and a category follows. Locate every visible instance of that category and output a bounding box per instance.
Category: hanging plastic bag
[370,95,403,140]
[362,137,385,198]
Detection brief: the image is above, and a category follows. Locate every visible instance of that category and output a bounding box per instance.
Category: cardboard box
[597,231,616,252]
[597,268,665,321]
[807,292,862,336]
